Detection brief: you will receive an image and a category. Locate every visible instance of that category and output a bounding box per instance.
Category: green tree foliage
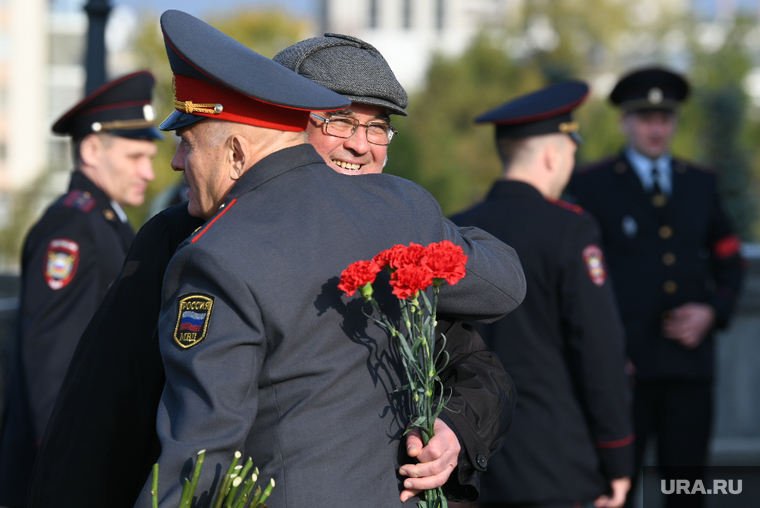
[127,10,310,225]
[387,1,759,239]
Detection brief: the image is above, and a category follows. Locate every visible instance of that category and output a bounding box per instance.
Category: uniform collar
[69,170,114,211]
[487,179,544,201]
[624,146,672,194]
[226,143,325,203]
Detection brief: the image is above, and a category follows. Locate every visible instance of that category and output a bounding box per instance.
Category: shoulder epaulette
[62,190,96,213]
[576,155,618,174]
[673,158,714,174]
[547,198,585,215]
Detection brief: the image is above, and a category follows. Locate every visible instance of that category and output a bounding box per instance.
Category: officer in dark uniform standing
[451,82,634,508]
[0,71,163,507]
[568,67,744,508]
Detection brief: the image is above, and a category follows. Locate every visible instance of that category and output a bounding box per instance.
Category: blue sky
[114,0,317,18]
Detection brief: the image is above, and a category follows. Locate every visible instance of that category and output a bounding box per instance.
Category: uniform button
[659,225,673,239]
[663,280,678,293]
[651,194,667,207]
[614,162,627,174]
[476,453,488,469]
[662,252,676,266]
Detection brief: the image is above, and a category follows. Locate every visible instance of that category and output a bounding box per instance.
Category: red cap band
[174,74,310,132]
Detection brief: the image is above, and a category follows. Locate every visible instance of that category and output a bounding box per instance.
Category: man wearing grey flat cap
[123,12,525,508]
[274,33,516,504]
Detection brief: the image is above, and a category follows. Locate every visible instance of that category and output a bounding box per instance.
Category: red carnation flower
[338,260,381,297]
[421,240,468,286]
[390,265,434,300]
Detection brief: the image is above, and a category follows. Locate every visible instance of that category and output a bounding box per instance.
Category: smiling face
[171,120,235,220]
[306,103,390,175]
[621,110,678,159]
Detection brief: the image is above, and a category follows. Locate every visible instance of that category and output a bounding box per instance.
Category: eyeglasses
[310,113,398,146]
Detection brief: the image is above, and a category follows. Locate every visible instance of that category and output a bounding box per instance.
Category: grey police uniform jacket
[136,144,525,508]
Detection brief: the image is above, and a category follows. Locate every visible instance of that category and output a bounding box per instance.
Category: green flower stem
[238,457,254,482]
[232,474,257,508]
[249,486,263,507]
[212,473,234,508]
[225,451,242,477]
[151,463,159,508]
[185,449,206,507]
[224,476,243,508]
[179,479,191,508]
[256,478,276,507]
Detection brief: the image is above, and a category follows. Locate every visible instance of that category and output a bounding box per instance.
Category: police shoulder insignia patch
[582,244,606,286]
[62,190,96,213]
[45,238,80,290]
[174,293,214,348]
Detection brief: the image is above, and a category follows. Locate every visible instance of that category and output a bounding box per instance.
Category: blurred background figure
[568,67,745,508]
[0,70,162,507]
[451,81,634,508]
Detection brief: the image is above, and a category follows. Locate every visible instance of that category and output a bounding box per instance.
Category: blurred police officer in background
[274,33,517,503]
[568,67,745,508]
[0,71,162,507]
[451,82,634,508]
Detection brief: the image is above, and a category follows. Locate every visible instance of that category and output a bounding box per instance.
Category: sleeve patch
[62,190,96,213]
[582,244,606,287]
[174,293,214,348]
[45,239,80,290]
[712,234,741,259]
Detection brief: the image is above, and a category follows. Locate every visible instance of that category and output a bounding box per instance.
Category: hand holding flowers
[339,240,468,508]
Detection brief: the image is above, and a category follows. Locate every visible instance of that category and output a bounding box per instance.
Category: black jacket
[568,153,744,380]
[26,202,204,508]
[452,180,634,505]
[0,171,134,507]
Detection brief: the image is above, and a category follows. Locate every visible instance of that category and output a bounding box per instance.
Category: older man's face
[306,103,390,175]
[172,121,233,220]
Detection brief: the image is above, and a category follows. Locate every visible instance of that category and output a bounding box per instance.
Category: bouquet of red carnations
[338,240,468,508]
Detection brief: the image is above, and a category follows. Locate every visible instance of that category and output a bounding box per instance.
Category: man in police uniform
[451,82,633,508]
[568,67,744,507]
[274,33,515,502]
[0,71,162,507]
[135,11,525,508]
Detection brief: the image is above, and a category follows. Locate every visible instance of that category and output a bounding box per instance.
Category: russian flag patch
[173,293,214,348]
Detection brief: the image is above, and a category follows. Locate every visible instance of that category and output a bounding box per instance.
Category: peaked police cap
[476,81,589,144]
[52,71,163,141]
[159,10,351,132]
[609,67,689,112]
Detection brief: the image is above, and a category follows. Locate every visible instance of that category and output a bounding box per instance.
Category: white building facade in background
[318,0,521,92]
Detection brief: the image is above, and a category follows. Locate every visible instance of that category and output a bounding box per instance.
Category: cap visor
[110,127,165,141]
[159,110,207,131]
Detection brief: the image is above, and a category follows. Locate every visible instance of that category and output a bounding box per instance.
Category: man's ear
[229,135,247,180]
[543,137,560,174]
[79,134,101,167]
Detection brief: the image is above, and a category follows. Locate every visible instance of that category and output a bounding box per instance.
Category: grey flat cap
[274,33,408,116]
